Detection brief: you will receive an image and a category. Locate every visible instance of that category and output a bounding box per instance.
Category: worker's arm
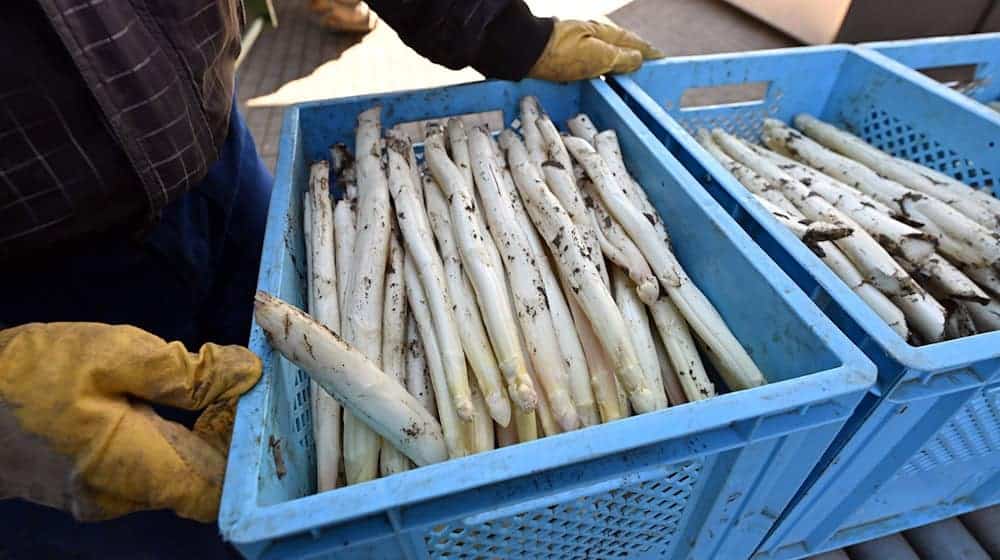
[0,323,261,522]
[366,0,663,81]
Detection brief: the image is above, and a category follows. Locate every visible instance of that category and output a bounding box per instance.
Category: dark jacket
[0,0,552,261]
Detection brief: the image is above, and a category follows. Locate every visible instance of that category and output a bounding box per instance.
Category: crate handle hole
[678,81,771,111]
[917,64,982,93]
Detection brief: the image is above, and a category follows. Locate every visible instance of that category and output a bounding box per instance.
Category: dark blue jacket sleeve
[366,0,553,80]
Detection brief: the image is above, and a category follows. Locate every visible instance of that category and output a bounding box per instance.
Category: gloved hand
[0,323,261,522]
[528,20,665,82]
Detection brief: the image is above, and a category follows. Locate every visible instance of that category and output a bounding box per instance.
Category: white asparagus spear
[595,130,672,248]
[612,266,668,406]
[718,129,943,341]
[567,292,623,423]
[495,419,518,447]
[403,255,470,458]
[752,144,939,264]
[451,123,536,425]
[542,162,612,285]
[535,120,609,286]
[424,126,538,412]
[764,120,1000,268]
[385,140,475,421]
[379,234,412,476]
[582,179,666,304]
[342,138,392,485]
[446,118,476,200]
[652,323,687,406]
[334,200,356,329]
[448,120,510,288]
[965,265,1000,300]
[596,130,642,195]
[492,153,599,427]
[404,315,436,417]
[470,128,580,432]
[754,196,854,243]
[647,296,716,400]
[904,253,991,305]
[965,299,1000,332]
[307,162,340,329]
[794,114,1000,229]
[356,107,382,160]
[750,137,898,217]
[468,373,496,453]
[893,289,948,343]
[254,291,447,466]
[566,135,767,391]
[530,127,622,421]
[567,113,599,145]
[424,174,512,426]
[535,113,574,174]
[514,407,538,442]
[702,137,909,337]
[714,128,920,297]
[695,130,802,216]
[516,319,561,437]
[531,160,625,421]
[520,97,546,171]
[306,162,343,491]
[754,197,910,338]
[501,132,659,413]
[894,157,1000,228]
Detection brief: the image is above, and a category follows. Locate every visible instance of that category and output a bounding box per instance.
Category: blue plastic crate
[610,45,1000,559]
[864,33,1000,106]
[217,77,875,559]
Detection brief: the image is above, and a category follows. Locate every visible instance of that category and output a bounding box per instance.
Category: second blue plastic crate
[611,45,1000,559]
[865,33,1000,109]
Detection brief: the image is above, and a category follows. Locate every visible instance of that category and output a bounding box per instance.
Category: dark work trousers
[0,99,273,559]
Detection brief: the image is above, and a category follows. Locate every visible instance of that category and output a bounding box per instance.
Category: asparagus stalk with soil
[763,119,1000,269]
[566,135,767,391]
[379,234,412,476]
[501,131,660,413]
[254,291,447,467]
[342,127,392,485]
[714,128,921,298]
[612,266,668,406]
[794,114,1000,229]
[403,255,470,459]
[386,139,475,420]
[423,174,511,426]
[470,127,580,432]
[404,316,435,417]
[489,143,600,427]
[305,161,343,491]
[424,126,538,413]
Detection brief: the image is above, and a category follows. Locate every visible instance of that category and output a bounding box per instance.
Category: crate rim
[609,44,1000,378]
[220,76,876,547]
[861,32,1000,54]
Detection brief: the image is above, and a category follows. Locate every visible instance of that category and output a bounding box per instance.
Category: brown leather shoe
[321,0,378,33]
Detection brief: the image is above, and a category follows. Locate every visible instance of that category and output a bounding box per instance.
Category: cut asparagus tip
[455,400,476,422]
[486,393,512,427]
[636,280,660,305]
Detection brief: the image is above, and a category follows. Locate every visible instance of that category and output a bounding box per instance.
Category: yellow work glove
[0,323,261,523]
[528,20,665,82]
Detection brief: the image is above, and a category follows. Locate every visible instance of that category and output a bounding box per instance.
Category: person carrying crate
[0,0,661,557]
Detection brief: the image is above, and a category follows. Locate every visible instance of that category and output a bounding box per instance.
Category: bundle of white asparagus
[255,99,767,490]
[697,114,1000,345]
